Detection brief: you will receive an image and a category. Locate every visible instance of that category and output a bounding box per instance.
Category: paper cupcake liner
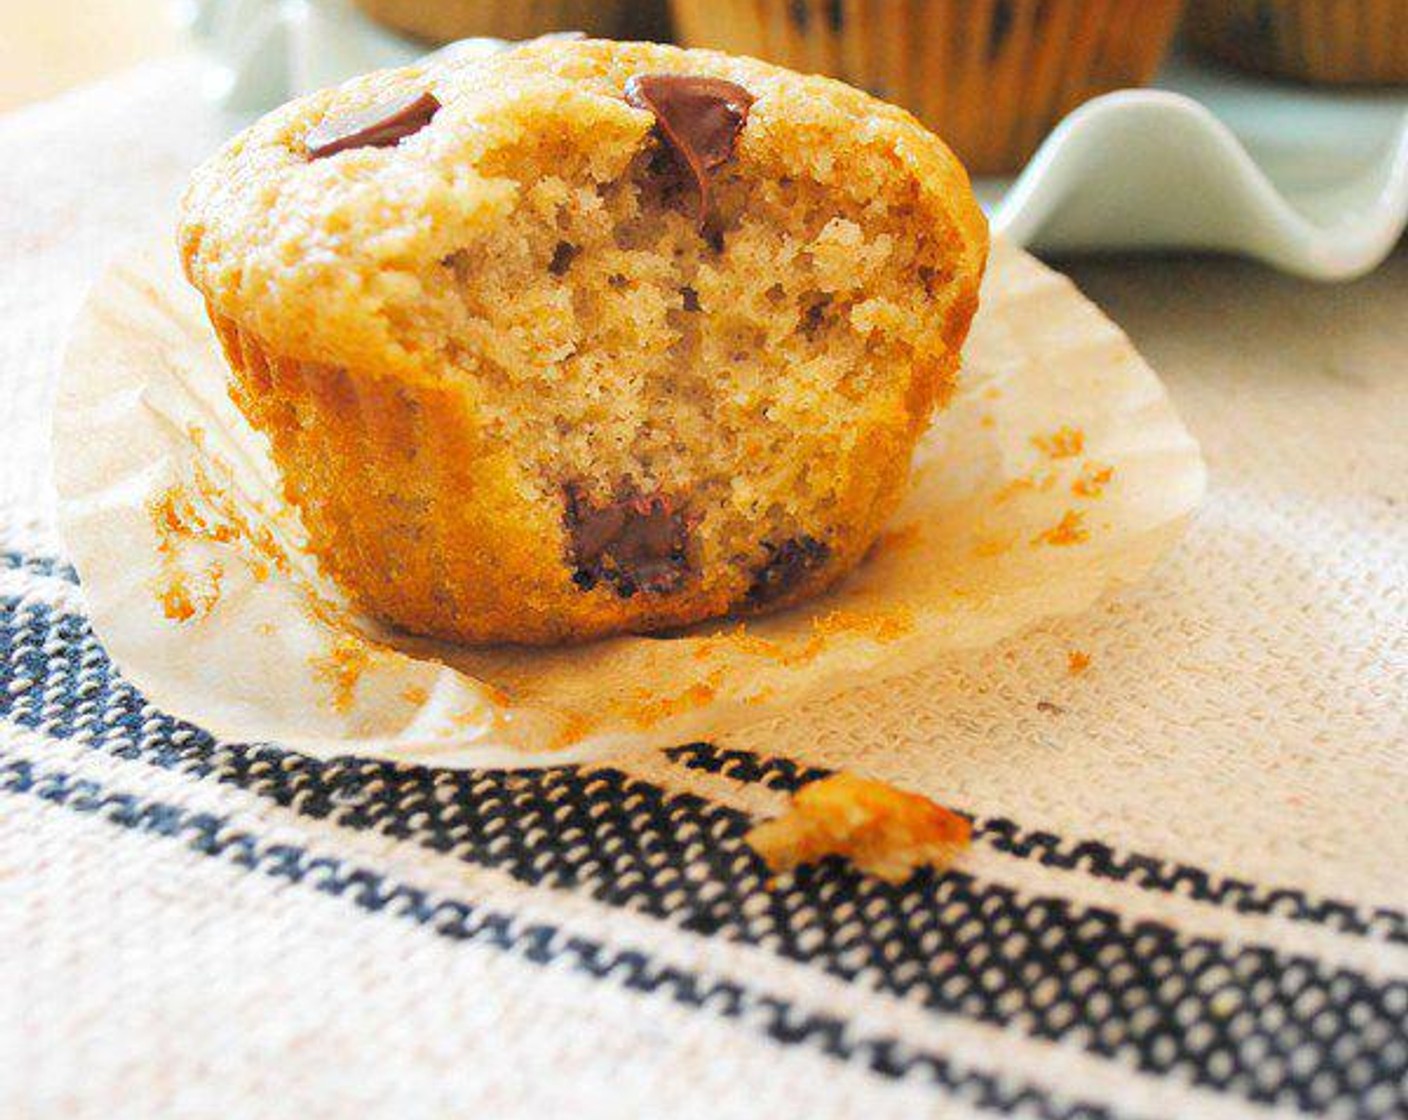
[352,0,668,45]
[54,238,1204,768]
[208,312,486,646]
[1186,0,1408,85]
[670,0,1185,174]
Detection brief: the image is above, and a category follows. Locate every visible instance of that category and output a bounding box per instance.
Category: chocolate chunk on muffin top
[180,39,987,645]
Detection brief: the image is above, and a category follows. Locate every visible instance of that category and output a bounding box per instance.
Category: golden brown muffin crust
[181,39,988,645]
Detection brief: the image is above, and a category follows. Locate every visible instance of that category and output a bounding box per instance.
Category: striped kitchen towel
[0,57,1404,1120]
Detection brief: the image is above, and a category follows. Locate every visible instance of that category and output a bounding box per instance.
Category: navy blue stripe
[0,550,78,582]
[2,593,1405,1117]
[665,744,1408,944]
[13,546,1408,952]
[0,754,1122,1120]
[19,550,1405,943]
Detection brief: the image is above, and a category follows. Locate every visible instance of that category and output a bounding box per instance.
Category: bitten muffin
[353,0,670,44]
[1187,0,1407,85]
[179,38,988,646]
[670,0,1186,174]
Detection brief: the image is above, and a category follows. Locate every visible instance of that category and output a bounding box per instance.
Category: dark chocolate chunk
[565,485,691,598]
[745,535,830,606]
[624,73,755,231]
[680,286,701,312]
[548,240,579,276]
[305,91,441,159]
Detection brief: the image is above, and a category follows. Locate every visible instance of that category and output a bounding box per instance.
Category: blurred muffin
[1186,0,1407,84]
[179,39,987,646]
[354,0,670,44]
[670,0,1185,174]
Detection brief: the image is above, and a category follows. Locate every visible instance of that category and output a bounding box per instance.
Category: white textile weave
[0,58,1404,1120]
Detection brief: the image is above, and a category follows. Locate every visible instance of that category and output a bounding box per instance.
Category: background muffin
[354,0,671,45]
[1186,0,1407,85]
[670,0,1185,175]
[179,39,988,646]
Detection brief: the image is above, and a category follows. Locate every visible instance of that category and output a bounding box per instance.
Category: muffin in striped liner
[353,0,670,45]
[670,0,1185,174]
[1186,0,1407,85]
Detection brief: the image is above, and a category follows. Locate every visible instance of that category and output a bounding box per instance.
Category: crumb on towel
[746,773,971,884]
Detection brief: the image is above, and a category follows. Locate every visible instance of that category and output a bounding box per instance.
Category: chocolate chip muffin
[179,39,988,646]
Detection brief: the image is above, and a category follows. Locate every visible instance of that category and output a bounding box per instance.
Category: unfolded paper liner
[53,239,1205,769]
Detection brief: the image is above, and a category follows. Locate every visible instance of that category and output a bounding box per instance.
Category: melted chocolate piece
[745,535,830,606]
[548,240,579,276]
[305,91,441,159]
[624,74,755,231]
[565,485,691,598]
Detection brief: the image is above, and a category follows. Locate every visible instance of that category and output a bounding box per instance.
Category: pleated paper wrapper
[54,239,1205,768]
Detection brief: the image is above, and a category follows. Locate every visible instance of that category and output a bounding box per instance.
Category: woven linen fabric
[1,57,1405,1120]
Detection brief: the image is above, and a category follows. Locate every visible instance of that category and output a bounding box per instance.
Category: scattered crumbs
[1033,510,1089,547]
[746,773,972,884]
[188,463,294,580]
[811,607,913,646]
[622,669,725,729]
[994,471,1057,504]
[1067,650,1091,676]
[145,460,297,626]
[1072,462,1114,498]
[979,414,995,429]
[1031,425,1085,460]
[150,484,229,551]
[973,531,1016,558]
[872,521,923,556]
[401,685,429,706]
[149,482,229,622]
[1036,700,1065,715]
[691,623,785,663]
[156,578,198,623]
[310,635,372,713]
[690,609,911,671]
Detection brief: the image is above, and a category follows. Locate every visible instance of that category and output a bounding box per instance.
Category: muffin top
[179,38,987,383]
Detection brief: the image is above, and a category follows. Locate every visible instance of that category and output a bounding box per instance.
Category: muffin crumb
[1033,510,1088,547]
[747,773,972,883]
